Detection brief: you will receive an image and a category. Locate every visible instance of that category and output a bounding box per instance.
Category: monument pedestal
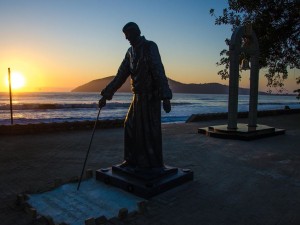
[96,165,193,199]
[198,123,285,141]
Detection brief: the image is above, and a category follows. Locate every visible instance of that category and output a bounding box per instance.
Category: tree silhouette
[210,0,300,93]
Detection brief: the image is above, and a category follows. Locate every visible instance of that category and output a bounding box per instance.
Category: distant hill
[71,76,265,95]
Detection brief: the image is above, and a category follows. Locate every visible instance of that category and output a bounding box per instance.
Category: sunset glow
[0,0,299,93]
[5,71,26,90]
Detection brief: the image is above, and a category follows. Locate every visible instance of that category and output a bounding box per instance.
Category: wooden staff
[77,107,102,191]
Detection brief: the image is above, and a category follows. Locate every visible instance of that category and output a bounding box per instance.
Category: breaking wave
[0,102,195,110]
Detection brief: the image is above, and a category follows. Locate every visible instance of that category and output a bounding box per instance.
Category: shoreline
[0,108,299,135]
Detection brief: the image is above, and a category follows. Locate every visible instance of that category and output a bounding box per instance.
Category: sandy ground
[0,113,300,225]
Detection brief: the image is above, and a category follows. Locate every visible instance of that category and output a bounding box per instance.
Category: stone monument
[96,22,193,198]
[198,24,285,140]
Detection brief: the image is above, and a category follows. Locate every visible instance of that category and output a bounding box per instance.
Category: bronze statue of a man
[99,22,172,169]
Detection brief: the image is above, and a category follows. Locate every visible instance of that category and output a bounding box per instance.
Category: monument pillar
[248,47,260,127]
[227,35,241,129]
[227,24,260,129]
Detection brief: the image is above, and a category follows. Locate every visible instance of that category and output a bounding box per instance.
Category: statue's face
[124,29,139,46]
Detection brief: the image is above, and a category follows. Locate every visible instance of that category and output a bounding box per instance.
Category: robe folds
[101,36,172,168]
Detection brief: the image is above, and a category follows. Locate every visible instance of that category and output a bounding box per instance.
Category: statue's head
[122,22,141,46]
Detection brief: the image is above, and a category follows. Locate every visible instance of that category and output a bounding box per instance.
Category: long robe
[101,36,172,168]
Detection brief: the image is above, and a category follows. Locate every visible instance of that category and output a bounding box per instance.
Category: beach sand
[1,113,300,225]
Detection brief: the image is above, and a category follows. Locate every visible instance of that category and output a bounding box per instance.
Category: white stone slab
[28,179,144,225]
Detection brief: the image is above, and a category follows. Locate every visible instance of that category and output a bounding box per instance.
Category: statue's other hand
[98,97,107,108]
[163,99,171,113]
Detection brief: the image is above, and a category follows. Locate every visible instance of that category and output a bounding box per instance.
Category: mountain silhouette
[71,76,265,95]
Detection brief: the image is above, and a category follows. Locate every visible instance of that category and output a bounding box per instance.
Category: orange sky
[0,1,299,93]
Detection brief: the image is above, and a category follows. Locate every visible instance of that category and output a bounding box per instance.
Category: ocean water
[0,92,299,125]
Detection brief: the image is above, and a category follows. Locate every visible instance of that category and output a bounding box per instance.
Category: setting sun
[5,71,26,90]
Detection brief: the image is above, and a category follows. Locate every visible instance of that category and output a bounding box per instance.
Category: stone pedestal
[198,123,285,141]
[96,165,193,199]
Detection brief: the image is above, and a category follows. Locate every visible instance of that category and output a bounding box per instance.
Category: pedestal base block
[96,165,193,199]
[198,123,285,140]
